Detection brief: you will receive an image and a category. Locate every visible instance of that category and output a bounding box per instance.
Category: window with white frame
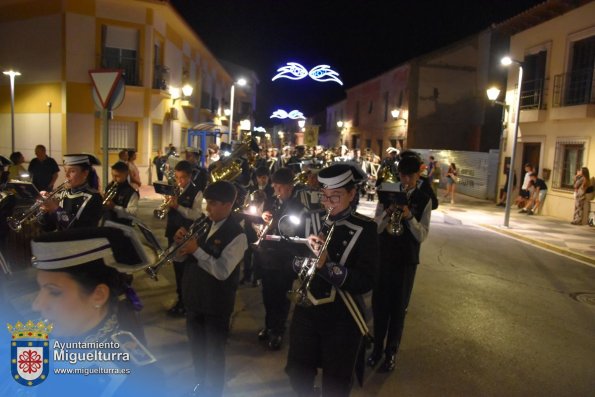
[552,139,587,189]
[109,120,137,151]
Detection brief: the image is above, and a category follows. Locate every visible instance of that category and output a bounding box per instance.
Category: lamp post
[229,78,247,140]
[500,56,523,228]
[3,70,21,153]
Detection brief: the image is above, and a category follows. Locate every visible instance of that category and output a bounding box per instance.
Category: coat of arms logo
[7,320,53,387]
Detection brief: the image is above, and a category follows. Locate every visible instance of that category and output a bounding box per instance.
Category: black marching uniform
[243,182,274,283]
[102,180,139,226]
[286,208,378,396]
[182,214,247,397]
[255,190,307,345]
[372,182,431,366]
[42,183,103,231]
[165,183,202,311]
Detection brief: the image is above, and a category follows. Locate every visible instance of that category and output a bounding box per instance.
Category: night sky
[171,0,545,126]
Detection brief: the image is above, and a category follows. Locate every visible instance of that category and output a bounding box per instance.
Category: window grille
[552,140,586,189]
[109,120,137,151]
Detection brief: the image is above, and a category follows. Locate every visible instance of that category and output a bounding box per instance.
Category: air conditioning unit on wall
[169,107,178,120]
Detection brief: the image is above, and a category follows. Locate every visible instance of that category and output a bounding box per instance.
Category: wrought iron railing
[520,78,546,110]
[553,68,595,107]
[99,54,142,87]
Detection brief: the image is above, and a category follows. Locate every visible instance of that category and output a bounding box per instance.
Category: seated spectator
[8,152,27,181]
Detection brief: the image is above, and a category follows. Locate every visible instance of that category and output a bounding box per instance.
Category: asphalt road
[2,198,594,396]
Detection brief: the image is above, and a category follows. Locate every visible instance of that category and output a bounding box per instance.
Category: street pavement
[1,185,594,396]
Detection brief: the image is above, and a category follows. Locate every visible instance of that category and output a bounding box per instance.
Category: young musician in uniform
[174,181,248,397]
[368,155,431,372]
[255,167,307,350]
[102,161,139,225]
[286,163,378,397]
[27,225,163,396]
[165,160,203,316]
[185,146,209,193]
[41,154,103,231]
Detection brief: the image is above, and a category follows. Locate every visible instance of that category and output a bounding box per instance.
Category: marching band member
[165,160,203,317]
[185,146,209,193]
[41,154,103,231]
[400,150,438,210]
[102,161,139,226]
[368,155,431,372]
[174,181,248,397]
[286,163,378,397]
[28,225,163,396]
[255,167,307,351]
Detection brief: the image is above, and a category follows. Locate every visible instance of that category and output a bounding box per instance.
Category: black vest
[103,181,137,225]
[165,183,200,238]
[379,187,430,266]
[43,184,102,231]
[182,216,244,317]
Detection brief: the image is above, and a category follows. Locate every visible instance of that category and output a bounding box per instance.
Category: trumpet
[145,214,210,281]
[385,186,410,236]
[102,181,119,205]
[287,207,335,307]
[7,181,69,232]
[153,184,181,219]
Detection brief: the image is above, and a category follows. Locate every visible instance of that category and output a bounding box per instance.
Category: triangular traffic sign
[89,69,124,109]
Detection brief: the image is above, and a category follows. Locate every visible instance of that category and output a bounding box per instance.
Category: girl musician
[286,163,378,397]
[102,161,139,226]
[41,154,103,231]
[369,154,432,372]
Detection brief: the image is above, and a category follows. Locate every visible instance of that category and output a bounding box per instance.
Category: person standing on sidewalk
[444,162,457,204]
[127,150,142,191]
[28,144,60,192]
[572,167,592,225]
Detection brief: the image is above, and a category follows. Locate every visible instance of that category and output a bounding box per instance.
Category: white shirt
[176,183,203,221]
[192,217,248,281]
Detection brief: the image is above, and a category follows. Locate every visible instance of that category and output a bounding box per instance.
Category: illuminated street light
[298,119,306,128]
[229,77,247,139]
[182,84,193,97]
[3,70,21,153]
[337,120,344,128]
[499,56,523,228]
[486,87,501,101]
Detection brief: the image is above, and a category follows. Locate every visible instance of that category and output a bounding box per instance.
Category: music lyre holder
[256,235,315,258]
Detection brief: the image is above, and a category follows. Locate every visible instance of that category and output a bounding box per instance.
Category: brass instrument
[209,136,253,183]
[145,214,210,281]
[293,170,309,186]
[7,181,69,232]
[253,197,280,248]
[153,184,181,219]
[385,184,410,237]
[287,207,335,307]
[102,182,119,205]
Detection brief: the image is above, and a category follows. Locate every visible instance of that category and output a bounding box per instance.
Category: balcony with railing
[520,78,546,110]
[551,68,595,120]
[99,52,142,87]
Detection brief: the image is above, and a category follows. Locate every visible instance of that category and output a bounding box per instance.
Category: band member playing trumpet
[286,163,378,397]
[40,154,103,231]
[173,181,248,397]
[102,161,139,226]
[165,160,203,317]
[255,167,307,351]
[369,155,431,372]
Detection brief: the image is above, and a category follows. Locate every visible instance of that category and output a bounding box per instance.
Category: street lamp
[3,70,21,153]
[229,78,247,139]
[336,120,343,128]
[298,119,306,129]
[499,56,523,228]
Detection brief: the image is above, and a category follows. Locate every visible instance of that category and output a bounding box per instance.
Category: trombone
[145,214,210,281]
[287,207,335,307]
[7,181,69,232]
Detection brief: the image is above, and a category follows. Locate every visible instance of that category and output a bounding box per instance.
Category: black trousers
[371,263,418,354]
[168,237,186,305]
[261,267,295,335]
[286,304,362,397]
[186,311,230,397]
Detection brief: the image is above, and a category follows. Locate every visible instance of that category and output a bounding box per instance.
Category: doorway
[521,142,541,188]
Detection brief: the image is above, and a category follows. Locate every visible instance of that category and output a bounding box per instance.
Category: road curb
[480,224,595,266]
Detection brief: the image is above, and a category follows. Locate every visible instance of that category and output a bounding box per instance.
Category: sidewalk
[430,191,595,266]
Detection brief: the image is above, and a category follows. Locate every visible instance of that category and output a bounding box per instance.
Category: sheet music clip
[258,235,315,257]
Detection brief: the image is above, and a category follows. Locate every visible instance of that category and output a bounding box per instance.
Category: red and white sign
[89,69,124,109]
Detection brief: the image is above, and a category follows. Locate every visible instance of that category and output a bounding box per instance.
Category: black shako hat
[318,163,365,189]
[63,153,101,166]
[31,222,152,273]
[203,180,237,203]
